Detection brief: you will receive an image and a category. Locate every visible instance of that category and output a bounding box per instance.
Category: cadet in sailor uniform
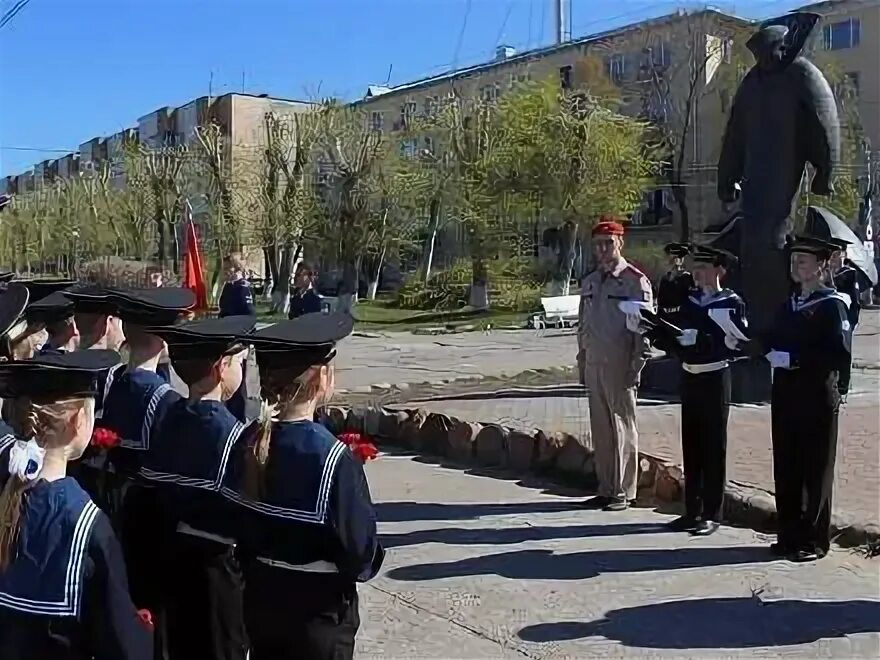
[222,312,384,660]
[657,243,694,326]
[826,239,860,398]
[647,246,748,536]
[138,315,256,660]
[218,254,256,424]
[751,236,852,562]
[94,287,195,639]
[0,348,152,660]
[0,284,31,478]
[26,290,79,356]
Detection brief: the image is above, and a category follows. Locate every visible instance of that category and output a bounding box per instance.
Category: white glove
[724,335,740,351]
[677,329,698,347]
[625,313,643,334]
[765,350,791,369]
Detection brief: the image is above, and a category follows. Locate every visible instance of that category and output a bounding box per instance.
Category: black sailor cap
[144,315,256,360]
[0,349,120,400]
[0,283,29,338]
[247,311,353,372]
[690,245,738,268]
[108,287,196,326]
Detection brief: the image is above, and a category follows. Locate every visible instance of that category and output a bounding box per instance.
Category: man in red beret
[577,216,654,511]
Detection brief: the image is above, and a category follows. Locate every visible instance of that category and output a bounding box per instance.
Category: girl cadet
[750,235,851,563]
[0,349,152,660]
[222,312,384,660]
[138,315,256,660]
[646,245,748,536]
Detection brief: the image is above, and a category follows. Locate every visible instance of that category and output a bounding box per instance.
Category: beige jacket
[577,258,654,377]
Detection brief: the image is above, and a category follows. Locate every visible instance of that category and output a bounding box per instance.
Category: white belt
[177,522,236,546]
[255,557,339,574]
[682,360,728,374]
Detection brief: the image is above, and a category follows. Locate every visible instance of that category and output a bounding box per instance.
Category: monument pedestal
[640,356,772,404]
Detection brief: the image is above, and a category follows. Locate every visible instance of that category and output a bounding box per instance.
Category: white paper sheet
[708,307,749,341]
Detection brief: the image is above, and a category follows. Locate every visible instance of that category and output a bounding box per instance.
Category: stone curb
[323,405,878,549]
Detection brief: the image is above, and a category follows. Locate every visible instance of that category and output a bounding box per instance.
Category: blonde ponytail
[0,397,91,571]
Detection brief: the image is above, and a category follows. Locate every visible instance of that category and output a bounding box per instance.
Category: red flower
[137,609,154,631]
[337,432,379,462]
[337,432,363,446]
[91,427,121,450]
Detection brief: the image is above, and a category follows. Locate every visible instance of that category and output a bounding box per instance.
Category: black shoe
[791,548,819,563]
[667,515,700,532]
[770,541,794,557]
[581,496,612,509]
[690,520,720,536]
[603,498,628,512]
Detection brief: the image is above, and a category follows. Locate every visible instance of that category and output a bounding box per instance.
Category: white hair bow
[9,439,45,482]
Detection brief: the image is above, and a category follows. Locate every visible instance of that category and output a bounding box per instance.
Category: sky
[0,0,807,177]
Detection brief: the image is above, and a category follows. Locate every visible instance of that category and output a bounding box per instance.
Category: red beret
[592,218,625,237]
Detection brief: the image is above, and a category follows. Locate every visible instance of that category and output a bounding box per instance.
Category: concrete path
[358,454,880,658]
[404,372,880,531]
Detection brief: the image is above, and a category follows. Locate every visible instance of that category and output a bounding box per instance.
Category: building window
[559,65,573,90]
[400,101,417,128]
[605,54,626,85]
[509,71,530,87]
[370,111,384,132]
[480,83,500,102]
[424,96,439,117]
[823,18,861,50]
[423,136,434,154]
[400,138,419,159]
[648,42,671,69]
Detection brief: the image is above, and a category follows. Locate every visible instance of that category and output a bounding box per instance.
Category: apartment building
[358,8,751,250]
[805,0,880,151]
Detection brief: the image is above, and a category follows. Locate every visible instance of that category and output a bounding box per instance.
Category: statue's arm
[795,60,841,195]
[717,79,750,203]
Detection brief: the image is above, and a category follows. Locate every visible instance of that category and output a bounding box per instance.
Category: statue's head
[747,25,788,72]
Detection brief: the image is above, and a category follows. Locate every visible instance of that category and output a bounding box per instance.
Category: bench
[536,295,580,329]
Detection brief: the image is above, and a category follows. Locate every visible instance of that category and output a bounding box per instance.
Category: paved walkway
[333,308,879,390]
[405,371,880,530]
[359,455,880,658]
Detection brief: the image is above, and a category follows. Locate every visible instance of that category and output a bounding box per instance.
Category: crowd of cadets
[651,234,856,559]
[0,233,861,658]
[0,270,383,659]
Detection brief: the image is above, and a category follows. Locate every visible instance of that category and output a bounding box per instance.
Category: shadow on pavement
[408,387,680,405]
[386,545,773,581]
[381,522,667,548]
[517,597,880,649]
[376,500,584,523]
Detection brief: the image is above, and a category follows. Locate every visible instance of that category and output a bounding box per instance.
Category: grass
[256,297,531,332]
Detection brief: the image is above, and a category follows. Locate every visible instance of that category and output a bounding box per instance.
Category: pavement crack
[364,581,539,659]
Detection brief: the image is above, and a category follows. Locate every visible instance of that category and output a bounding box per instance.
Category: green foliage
[623,242,669,285]
[396,257,542,312]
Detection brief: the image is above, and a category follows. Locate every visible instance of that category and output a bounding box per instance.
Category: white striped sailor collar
[791,287,851,312]
[139,418,252,490]
[221,436,348,525]
[0,486,99,617]
[117,382,174,451]
[688,288,738,307]
[94,363,124,420]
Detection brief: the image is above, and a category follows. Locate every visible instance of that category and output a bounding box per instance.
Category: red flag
[182,201,208,311]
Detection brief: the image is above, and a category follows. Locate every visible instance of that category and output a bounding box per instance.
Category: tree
[140,143,189,271]
[638,13,752,240]
[492,78,661,294]
[314,102,388,312]
[256,108,323,313]
[192,122,243,296]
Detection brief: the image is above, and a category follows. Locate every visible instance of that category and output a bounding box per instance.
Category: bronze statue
[717,13,840,334]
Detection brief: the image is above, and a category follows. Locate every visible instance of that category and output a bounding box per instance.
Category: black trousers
[771,369,840,555]
[162,534,248,660]
[680,368,731,522]
[244,564,359,660]
[226,361,248,423]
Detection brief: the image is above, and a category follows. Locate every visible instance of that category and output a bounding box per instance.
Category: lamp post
[71,228,80,279]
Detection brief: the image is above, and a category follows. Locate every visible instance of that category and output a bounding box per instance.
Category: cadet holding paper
[645,245,748,536]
